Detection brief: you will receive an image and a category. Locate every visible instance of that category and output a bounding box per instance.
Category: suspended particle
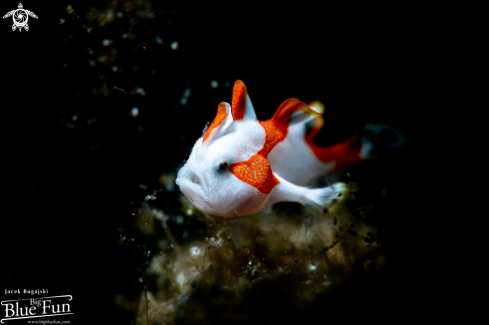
[139,184,147,190]
[210,80,219,89]
[170,41,178,50]
[135,88,146,96]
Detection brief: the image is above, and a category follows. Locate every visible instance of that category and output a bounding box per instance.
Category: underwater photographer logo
[1,295,72,323]
[2,3,38,32]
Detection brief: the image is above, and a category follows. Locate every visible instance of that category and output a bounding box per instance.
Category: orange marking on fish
[305,128,364,170]
[229,154,279,194]
[257,120,286,157]
[231,80,246,120]
[203,102,227,143]
[230,99,315,193]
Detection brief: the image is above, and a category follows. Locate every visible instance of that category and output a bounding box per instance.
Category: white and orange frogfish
[176,80,402,218]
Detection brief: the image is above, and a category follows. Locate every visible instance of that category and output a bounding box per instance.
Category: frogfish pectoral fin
[269,174,349,214]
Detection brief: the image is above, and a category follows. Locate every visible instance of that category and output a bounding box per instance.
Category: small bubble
[210,80,219,88]
[102,39,113,46]
[130,107,139,117]
[170,41,179,50]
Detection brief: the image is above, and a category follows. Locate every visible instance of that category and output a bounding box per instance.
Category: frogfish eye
[219,161,228,171]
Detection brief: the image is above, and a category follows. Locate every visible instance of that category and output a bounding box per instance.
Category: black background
[1,1,445,323]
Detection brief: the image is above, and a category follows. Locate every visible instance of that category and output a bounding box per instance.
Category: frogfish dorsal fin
[203,102,231,143]
[231,80,257,121]
[271,98,321,127]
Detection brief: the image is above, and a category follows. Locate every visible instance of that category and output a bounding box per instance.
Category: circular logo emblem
[13,9,28,27]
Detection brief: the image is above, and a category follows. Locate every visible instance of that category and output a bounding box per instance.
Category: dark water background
[1,1,443,323]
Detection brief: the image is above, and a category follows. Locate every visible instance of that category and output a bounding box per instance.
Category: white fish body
[176,80,402,217]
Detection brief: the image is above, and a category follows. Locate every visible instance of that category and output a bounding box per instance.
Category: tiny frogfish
[176,80,403,217]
